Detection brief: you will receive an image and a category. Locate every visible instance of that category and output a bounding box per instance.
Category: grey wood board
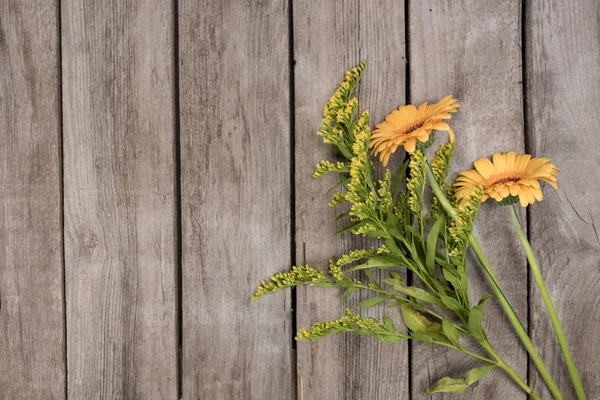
[409,1,529,398]
[293,1,408,399]
[178,0,293,399]
[61,1,178,398]
[526,0,600,397]
[0,2,65,399]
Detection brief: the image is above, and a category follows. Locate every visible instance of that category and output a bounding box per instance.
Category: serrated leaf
[426,215,445,276]
[442,319,461,348]
[357,296,389,308]
[384,278,443,306]
[424,365,495,395]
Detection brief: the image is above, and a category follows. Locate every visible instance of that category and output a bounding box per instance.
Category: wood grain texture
[526,1,600,397]
[293,1,408,399]
[0,2,65,399]
[410,2,528,398]
[178,1,292,399]
[61,1,178,399]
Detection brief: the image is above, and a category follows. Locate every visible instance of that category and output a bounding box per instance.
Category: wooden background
[0,0,598,399]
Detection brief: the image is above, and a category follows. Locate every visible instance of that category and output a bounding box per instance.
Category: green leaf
[384,279,443,306]
[401,305,442,334]
[357,296,389,308]
[342,286,359,300]
[387,300,406,308]
[326,177,350,196]
[366,229,386,238]
[332,210,350,223]
[468,295,492,341]
[368,255,404,268]
[440,294,464,313]
[386,210,402,239]
[478,294,493,305]
[314,282,336,288]
[389,271,403,281]
[337,279,356,289]
[435,256,453,270]
[426,215,445,276]
[384,238,402,255]
[374,333,404,343]
[442,269,461,290]
[382,316,396,332]
[442,319,461,348]
[348,263,402,272]
[334,220,364,236]
[337,143,354,160]
[392,159,410,197]
[411,332,446,344]
[424,365,496,395]
[404,225,421,241]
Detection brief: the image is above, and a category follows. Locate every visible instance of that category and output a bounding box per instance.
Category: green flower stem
[425,165,564,400]
[435,341,497,364]
[509,205,586,400]
[481,339,542,400]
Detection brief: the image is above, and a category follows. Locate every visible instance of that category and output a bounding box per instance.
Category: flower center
[395,120,426,137]
[486,172,524,186]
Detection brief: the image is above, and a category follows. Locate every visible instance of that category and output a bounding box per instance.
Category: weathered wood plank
[410,2,528,398]
[294,1,408,398]
[526,1,600,397]
[62,2,178,398]
[178,1,292,399]
[0,2,65,398]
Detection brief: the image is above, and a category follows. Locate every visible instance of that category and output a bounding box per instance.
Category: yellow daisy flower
[370,95,460,166]
[454,152,560,207]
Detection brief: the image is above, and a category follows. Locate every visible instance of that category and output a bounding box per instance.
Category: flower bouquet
[253,62,584,399]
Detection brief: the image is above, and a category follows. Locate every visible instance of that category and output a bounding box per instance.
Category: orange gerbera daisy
[454,152,560,207]
[370,95,460,166]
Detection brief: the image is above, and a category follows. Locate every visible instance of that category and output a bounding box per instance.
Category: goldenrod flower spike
[370,95,460,166]
[454,152,560,207]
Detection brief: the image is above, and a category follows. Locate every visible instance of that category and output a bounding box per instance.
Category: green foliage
[296,309,408,344]
[317,61,365,159]
[406,150,427,220]
[252,63,528,398]
[313,160,348,178]
[252,265,334,299]
[447,186,483,268]
[430,140,456,218]
[425,366,496,395]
